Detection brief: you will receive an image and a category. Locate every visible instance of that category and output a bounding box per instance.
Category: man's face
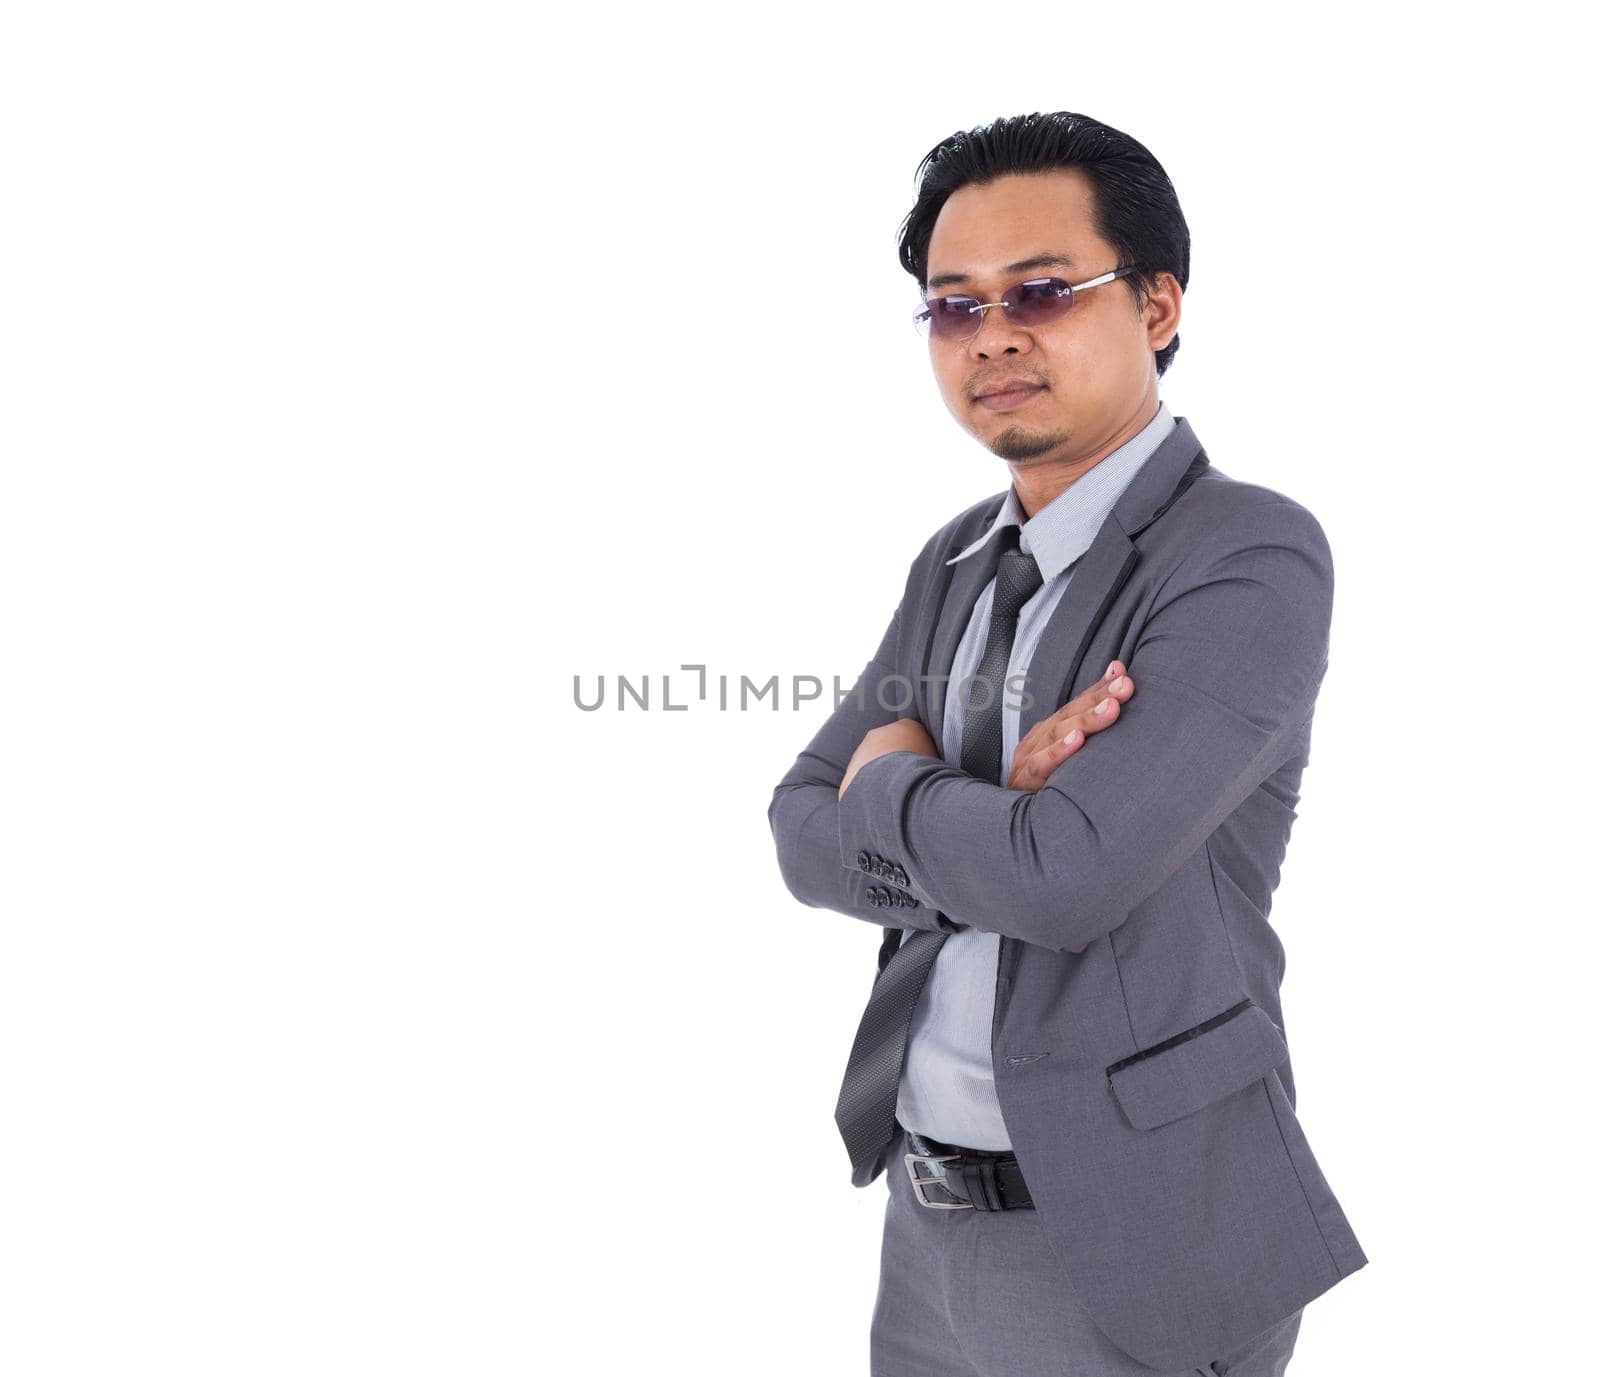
[922,168,1178,465]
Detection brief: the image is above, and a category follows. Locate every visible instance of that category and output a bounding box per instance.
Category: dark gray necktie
[834,525,1043,1185]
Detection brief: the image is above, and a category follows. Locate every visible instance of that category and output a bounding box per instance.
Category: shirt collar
[946,401,1178,583]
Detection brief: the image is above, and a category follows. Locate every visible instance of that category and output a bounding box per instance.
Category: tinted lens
[915,296,981,341]
[1003,277,1074,327]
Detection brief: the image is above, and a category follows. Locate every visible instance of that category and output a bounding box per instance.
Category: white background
[3,4,1594,1373]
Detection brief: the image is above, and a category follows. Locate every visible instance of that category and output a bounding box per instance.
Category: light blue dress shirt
[894,401,1178,1149]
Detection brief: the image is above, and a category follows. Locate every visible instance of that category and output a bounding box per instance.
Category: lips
[975,383,1044,411]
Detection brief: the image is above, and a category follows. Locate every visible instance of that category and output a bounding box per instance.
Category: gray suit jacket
[768,415,1368,1372]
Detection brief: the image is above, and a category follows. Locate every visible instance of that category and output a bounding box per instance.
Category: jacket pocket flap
[1105,999,1289,1130]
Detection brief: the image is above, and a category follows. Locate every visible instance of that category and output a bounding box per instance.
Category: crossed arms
[768,500,1333,954]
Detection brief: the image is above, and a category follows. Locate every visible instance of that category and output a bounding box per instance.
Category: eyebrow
[925,252,1077,293]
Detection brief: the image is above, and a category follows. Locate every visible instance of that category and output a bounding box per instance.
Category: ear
[1142,271,1183,354]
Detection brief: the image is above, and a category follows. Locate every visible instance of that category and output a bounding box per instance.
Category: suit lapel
[924,528,1006,744]
[1018,417,1210,737]
[904,496,1004,740]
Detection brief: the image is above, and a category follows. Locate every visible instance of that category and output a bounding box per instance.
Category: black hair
[898,111,1190,376]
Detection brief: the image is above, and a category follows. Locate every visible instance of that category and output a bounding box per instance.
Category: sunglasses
[912,266,1140,342]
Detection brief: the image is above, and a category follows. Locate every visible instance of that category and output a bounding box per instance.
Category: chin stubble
[989,424,1070,463]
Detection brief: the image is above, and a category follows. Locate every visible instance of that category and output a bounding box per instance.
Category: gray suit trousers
[871,1126,1302,1377]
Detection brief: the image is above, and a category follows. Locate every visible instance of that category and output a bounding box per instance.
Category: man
[768,112,1368,1377]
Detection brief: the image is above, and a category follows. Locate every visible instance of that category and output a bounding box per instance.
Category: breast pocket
[1105,999,1290,1130]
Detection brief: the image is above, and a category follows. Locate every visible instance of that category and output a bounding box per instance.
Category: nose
[965,301,1031,360]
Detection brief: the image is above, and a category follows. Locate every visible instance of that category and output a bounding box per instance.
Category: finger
[1074,683,1130,737]
[1030,728,1084,786]
[1017,691,1086,759]
[1011,721,1054,766]
[1054,663,1131,722]
[1010,727,1083,790]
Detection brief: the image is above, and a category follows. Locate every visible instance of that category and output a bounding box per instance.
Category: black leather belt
[900,1126,1034,1211]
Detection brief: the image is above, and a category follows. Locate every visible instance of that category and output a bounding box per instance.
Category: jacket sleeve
[768,587,959,936]
[833,501,1335,953]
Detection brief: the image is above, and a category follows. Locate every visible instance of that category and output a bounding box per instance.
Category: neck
[1008,394,1160,519]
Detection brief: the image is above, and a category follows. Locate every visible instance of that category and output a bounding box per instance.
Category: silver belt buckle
[903,1151,974,1209]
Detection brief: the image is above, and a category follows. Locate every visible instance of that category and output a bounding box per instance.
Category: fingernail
[1095,698,1113,715]
[1105,661,1117,679]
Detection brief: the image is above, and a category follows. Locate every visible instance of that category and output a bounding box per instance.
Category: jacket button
[856,851,871,872]
[893,866,908,886]
[866,888,882,907]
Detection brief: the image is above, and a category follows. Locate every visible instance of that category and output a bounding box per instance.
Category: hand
[1006,660,1136,792]
[839,719,939,797]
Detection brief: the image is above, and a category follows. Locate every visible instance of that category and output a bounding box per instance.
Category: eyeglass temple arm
[926,266,1137,313]
[976,267,1127,310]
